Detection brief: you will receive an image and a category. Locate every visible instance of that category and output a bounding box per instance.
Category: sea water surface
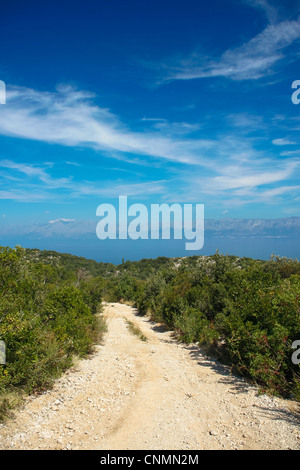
[2,236,299,264]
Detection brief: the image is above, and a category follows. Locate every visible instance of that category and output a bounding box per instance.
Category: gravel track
[0,302,299,450]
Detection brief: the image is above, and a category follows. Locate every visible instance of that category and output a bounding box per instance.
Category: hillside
[0,245,106,419]
[4,247,299,401]
[0,245,299,450]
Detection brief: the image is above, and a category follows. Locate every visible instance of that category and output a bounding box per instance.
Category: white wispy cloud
[204,160,299,191]
[0,153,298,207]
[65,161,81,167]
[0,84,299,205]
[244,0,279,24]
[0,157,169,201]
[0,188,50,202]
[74,180,167,198]
[226,113,264,129]
[155,16,300,83]
[49,218,76,224]
[143,118,201,135]
[258,185,300,198]
[180,159,300,207]
[272,138,297,145]
[0,159,72,189]
[280,150,300,156]
[0,160,49,179]
[0,85,215,166]
[0,84,275,173]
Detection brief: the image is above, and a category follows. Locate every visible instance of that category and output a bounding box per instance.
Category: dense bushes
[110,252,300,400]
[0,246,105,417]
[1,244,299,411]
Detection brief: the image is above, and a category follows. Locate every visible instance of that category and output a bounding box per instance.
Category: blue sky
[0,0,300,258]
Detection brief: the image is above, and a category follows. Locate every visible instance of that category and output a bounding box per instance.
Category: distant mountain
[26,219,96,239]
[0,217,299,240]
[0,219,96,239]
[205,217,300,238]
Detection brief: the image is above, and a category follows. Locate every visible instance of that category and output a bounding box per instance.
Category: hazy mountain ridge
[1,216,298,240]
[205,217,300,238]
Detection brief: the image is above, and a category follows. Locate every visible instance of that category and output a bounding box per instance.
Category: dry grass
[126,320,147,342]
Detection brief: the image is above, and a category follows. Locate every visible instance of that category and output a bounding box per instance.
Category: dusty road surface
[0,302,299,450]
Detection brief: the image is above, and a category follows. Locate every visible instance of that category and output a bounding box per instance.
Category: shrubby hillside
[107,252,300,400]
[0,246,106,418]
[1,246,299,416]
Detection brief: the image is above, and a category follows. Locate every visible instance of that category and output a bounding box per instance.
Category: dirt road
[0,302,299,450]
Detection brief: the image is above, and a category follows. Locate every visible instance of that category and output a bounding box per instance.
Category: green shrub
[0,246,105,412]
[113,252,300,399]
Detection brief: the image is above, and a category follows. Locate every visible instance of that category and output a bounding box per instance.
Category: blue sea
[2,236,299,264]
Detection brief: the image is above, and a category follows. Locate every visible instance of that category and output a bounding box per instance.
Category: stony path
[0,302,299,450]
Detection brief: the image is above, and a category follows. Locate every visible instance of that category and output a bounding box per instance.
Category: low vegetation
[107,252,300,401]
[1,245,299,418]
[126,320,147,342]
[0,246,106,420]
